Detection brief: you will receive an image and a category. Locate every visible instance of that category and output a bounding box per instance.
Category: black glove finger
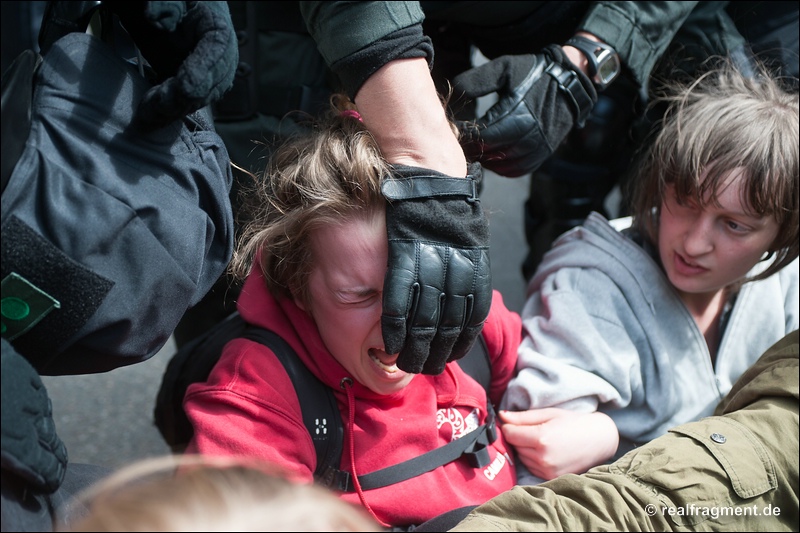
[425,289,470,373]
[425,327,460,374]
[174,2,239,102]
[137,77,198,127]
[32,398,69,492]
[452,56,523,99]
[398,327,437,375]
[434,247,491,362]
[449,324,484,364]
[2,342,68,493]
[381,241,419,355]
[393,243,448,373]
[143,0,188,31]
[449,250,492,362]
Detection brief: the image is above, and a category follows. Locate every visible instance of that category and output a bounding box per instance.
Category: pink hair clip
[340,109,363,122]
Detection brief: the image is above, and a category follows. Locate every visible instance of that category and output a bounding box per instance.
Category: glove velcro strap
[545,62,594,127]
[381,176,479,202]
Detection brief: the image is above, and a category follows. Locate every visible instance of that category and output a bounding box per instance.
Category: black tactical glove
[1,340,67,493]
[453,45,597,177]
[381,162,492,375]
[109,1,238,128]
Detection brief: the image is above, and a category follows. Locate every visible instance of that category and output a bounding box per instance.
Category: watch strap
[565,35,620,90]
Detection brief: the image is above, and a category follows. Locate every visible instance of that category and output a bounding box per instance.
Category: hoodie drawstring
[341,377,391,529]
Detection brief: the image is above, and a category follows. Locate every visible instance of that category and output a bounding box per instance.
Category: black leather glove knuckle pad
[454,45,597,177]
[382,163,492,375]
[1,340,68,493]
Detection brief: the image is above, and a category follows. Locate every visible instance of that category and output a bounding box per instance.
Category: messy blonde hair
[229,95,390,308]
[629,58,799,282]
[57,455,379,532]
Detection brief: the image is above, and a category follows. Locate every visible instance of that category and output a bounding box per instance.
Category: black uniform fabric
[0,32,234,375]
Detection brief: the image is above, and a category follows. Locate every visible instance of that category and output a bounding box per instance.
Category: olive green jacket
[450,330,799,532]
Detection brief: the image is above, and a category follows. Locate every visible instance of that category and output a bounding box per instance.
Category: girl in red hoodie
[184,96,521,529]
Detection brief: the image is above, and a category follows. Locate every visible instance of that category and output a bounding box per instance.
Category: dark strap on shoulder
[241,326,343,483]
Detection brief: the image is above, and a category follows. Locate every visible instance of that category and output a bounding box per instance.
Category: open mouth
[369,349,398,373]
[676,252,707,272]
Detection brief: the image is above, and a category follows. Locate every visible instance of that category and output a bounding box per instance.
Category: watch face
[566,36,621,90]
[597,53,621,86]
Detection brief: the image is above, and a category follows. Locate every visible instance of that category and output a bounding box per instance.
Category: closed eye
[337,289,381,306]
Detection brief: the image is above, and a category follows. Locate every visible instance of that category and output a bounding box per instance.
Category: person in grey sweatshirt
[500,57,799,485]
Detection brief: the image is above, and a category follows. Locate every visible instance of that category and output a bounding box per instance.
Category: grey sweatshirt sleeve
[502,266,642,414]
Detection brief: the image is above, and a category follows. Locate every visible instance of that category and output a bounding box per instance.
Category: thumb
[144,1,188,31]
[452,57,514,99]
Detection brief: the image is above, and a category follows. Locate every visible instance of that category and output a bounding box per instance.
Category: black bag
[154,312,495,492]
[1,29,234,375]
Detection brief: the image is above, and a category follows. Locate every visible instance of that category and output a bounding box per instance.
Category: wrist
[561,32,598,75]
[562,32,621,91]
[355,58,467,176]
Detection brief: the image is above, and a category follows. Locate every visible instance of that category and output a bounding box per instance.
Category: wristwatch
[564,35,621,91]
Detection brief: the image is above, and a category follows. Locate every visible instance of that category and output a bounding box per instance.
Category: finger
[449,324,481,362]
[499,408,562,425]
[178,5,239,100]
[397,328,436,374]
[452,59,510,99]
[413,243,448,325]
[138,80,197,128]
[381,242,419,354]
[499,422,541,449]
[427,326,459,373]
[144,1,188,31]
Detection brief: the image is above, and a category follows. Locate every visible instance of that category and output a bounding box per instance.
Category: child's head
[231,95,389,301]
[58,455,379,532]
[630,59,798,289]
[231,95,418,394]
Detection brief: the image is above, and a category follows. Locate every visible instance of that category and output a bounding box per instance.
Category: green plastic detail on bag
[1,273,61,341]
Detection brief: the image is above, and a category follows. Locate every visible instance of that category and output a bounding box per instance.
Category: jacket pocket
[611,417,776,527]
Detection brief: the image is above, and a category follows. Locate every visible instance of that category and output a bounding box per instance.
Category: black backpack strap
[336,407,497,493]
[241,326,344,483]
[455,334,492,395]
[154,312,249,449]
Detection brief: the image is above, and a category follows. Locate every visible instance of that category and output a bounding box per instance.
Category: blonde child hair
[57,455,379,532]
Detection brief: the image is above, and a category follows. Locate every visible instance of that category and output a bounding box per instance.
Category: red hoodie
[185,267,521,527]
